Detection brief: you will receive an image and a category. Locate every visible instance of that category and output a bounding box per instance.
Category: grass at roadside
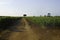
[0,16,22,32]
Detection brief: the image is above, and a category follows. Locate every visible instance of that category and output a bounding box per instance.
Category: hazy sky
[0,0,60,16]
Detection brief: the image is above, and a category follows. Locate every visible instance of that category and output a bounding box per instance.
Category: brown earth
[0,18,60,40]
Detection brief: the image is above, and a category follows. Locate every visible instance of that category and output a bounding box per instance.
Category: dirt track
[8,18,39,40]
[1,18,60,40]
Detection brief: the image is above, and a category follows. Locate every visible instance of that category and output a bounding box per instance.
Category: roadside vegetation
[25,16,60,29]
[0,16,22,32]
[0,16,22,40]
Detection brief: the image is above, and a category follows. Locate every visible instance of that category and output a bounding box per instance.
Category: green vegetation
[0,16,60,31]
[26,16,60,28]
[0,16,22,32]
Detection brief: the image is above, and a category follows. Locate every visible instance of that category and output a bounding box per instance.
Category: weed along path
[8,18,39,40]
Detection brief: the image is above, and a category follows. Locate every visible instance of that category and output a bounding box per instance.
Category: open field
[25,16,60,29]
[0,16,60,40]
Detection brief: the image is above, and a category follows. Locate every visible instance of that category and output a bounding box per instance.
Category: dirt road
[1,18,60,40]
[8,18,39,40]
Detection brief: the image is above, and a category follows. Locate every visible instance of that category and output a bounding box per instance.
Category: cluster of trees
[23,13,51,17]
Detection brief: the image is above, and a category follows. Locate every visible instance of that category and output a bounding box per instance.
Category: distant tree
[23,14,27,17]
[40,15,42,17]
[33,16,35,17]
[47,13,51,17]
[44,15,46,17]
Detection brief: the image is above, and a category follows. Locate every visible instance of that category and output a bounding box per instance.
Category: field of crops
[0,16,60,31]
[0,16,22,32]
[26,16,60,28]
[0,16,60,40]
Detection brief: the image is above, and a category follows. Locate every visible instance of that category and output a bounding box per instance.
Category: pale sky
[0,0,60,16]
